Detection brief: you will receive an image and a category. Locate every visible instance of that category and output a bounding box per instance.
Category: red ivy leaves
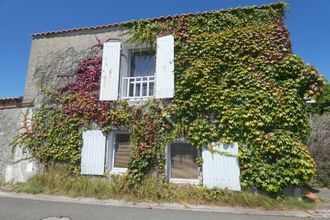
[58,57,102,94]
[57,56,113,126]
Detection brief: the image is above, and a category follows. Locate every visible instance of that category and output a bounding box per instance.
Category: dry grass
[5,166,315,210]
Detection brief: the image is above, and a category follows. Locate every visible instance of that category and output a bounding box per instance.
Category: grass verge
[3,166,315,210]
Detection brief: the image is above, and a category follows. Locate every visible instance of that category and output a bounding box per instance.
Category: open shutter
[202,142,241,191]
[120,44,130,99]
[155,35,174,99]
[81,130,106,175]
[100,42,121,101]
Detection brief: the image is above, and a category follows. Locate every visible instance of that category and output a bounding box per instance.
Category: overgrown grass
[5,166,315,210]
[0,179,4,189]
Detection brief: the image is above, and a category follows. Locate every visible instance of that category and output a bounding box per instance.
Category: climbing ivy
[12,107,84,172]
[13,2,324,193]
[126,1,323,193]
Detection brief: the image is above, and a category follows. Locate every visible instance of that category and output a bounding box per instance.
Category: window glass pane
[149,82,154,96]
[114,134,130,168]
[171,143,199,179]
[131,52,155,77]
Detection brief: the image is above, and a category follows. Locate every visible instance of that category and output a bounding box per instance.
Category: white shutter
[155,35,174,99]
[120,44,130,98]
[202,142,241,191]
[100,42,121,101]
[81,130,106,175]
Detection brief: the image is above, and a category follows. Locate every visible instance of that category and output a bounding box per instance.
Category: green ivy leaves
[12,107,83,173]
[128,2,321,193]
[13,2,323,194]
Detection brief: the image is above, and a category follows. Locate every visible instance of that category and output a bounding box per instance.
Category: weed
[10,166,315,210]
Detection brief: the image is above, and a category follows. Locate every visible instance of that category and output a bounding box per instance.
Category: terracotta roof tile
[0,97,23,108]
[0,97,23,102]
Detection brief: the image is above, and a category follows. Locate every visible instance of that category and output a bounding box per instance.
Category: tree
[307,80,330,114]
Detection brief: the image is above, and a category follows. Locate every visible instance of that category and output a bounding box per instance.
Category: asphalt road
[0,196,304,220]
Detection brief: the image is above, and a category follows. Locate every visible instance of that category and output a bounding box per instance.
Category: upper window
[122,50,156,99]
[99,35,174,101]
[130,51,155,77]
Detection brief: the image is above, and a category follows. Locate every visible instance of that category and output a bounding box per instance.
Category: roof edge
[0,96,24,109]
[32,2,285,38]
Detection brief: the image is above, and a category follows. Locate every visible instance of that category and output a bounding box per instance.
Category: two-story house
[1,2,318,193]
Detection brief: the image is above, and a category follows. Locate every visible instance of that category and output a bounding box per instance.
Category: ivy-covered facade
[10,2,324,193]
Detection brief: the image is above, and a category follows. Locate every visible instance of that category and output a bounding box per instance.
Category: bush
[307,113,330,187]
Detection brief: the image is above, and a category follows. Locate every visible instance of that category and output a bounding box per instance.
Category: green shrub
[307,113,330,187]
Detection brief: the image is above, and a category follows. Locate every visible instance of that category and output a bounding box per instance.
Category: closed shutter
[202,143,241,191]
[155,35,174,99]
[100,42,121,101]
[81,130,106,175]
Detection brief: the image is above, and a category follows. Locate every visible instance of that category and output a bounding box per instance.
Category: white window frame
[166,140,200,184]
[108,131,130,174]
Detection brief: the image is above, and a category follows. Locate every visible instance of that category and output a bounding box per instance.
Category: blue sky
[0,0,329,98]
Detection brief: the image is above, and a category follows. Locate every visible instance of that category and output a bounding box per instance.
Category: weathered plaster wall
[23,26,130,105]
[0,25,130,182]
[0,106,39,182]
[0,107,25,180]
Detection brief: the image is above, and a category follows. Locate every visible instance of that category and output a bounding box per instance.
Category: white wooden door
[202,142,241,191]
[155,35,174,99]
[100,42,121,101]
[81,130,106,175]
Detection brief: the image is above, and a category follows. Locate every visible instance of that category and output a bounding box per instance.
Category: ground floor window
[168,142,199,182]
[109,132,130,173]
[113,133,130,168]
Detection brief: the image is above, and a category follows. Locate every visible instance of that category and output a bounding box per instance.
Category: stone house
[0,2,317,192]
[0,7,242,189]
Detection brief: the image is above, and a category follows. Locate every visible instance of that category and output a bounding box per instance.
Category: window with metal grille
[122,51,155,99]
[170,143,199,180]
[113,133,130,168]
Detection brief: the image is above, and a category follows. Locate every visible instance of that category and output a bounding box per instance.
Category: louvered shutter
[81,130,106,175]
[202,143,241,191]
[155,35,174,99]
[100,42,121,101]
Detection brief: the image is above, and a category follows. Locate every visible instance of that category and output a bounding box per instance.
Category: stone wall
[0,106,39,182]
[23,26,129,106]
[0,25,129,182]
[0,107,24,180]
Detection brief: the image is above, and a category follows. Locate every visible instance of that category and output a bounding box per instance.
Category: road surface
[0,196,306,220]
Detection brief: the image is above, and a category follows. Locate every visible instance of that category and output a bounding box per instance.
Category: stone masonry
[1,25,130,182]
[0,107,23,180]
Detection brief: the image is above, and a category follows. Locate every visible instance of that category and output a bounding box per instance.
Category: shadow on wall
[31,47,101,107]
[5,147,40,183]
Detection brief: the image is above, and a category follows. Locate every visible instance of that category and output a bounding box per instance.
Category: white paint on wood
[100,42,121,101]
[155,35,174,99]
[120,44,130,99]
[202,142,241,191]
[81,130,106,175]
